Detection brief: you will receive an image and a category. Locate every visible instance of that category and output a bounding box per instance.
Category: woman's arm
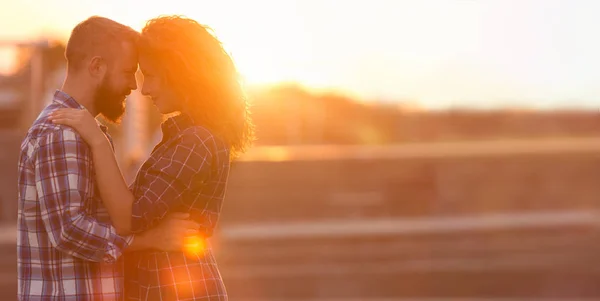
[88,136,135,235]
[49,108,136,234]
[49,108,213,235]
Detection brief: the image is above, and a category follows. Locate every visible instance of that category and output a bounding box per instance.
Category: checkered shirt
[17,90,133,301]
[125,113,230,301]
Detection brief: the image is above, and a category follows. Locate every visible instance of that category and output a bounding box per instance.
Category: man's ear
[88,56,107,78]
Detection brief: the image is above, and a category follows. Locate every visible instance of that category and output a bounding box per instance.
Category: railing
[238,137,600,162]
[219,210,600,241]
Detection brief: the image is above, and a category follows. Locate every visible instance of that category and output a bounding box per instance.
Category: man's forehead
[119,39,137,53]
[115,40,139,66]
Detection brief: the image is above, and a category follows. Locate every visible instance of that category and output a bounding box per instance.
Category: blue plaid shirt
[17,90,133,301]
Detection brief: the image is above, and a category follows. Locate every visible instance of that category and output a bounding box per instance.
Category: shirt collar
[53,90,84,110]
[161,113,195,138]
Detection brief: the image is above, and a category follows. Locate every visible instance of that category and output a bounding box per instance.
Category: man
[17,16,197,301]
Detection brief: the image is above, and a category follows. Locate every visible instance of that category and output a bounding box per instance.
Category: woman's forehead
[138,55,158,72]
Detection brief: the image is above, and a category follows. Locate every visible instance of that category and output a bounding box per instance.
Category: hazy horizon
[0,0,599,110]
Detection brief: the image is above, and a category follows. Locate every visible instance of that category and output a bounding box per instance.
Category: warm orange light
[184,235,205,256]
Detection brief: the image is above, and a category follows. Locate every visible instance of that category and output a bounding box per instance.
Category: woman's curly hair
[140,15,254,160]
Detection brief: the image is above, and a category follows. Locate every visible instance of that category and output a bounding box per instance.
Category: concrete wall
[221,150,600,226]
[216,148,600,299]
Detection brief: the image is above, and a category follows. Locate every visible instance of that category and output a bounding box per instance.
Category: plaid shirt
[18,90,133,301]
[125,113,230,301]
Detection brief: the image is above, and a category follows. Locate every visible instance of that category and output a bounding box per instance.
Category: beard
[93,75,127,124]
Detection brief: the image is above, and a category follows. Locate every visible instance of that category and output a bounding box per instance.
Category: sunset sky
[0,0,599,109]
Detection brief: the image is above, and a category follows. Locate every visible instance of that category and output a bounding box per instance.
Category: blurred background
[2,0,600,300]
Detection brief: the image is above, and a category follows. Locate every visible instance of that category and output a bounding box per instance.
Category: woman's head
[138,15,254,159]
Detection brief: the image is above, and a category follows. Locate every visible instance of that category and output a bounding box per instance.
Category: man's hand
[130,213,201,252]
[151,213,201,251]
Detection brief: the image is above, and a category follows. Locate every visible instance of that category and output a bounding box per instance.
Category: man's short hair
[65,16,139,71]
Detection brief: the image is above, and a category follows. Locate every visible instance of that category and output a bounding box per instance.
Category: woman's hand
[49,108,107,148]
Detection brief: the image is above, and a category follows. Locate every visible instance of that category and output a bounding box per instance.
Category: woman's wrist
[89,133,110,149]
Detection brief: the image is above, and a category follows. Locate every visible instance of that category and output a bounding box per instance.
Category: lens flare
[184,235,205,256]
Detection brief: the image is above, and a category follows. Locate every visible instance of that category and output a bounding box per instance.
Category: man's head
[65,16,140,123]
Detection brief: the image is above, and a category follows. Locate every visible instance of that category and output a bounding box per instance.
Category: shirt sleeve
[34,128,133,263]
[130,134,213,233]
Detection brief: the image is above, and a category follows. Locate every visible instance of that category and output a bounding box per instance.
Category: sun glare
[4,0,598,107]
[184,235,205,257]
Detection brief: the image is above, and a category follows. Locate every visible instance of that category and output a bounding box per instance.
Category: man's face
[94,41,138,123]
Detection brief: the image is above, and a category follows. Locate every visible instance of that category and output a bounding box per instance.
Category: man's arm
[34,128,132,263]
[126,213,202,252]
[126,232,151,252]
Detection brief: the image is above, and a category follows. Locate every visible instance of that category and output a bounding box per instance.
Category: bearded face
[93,73,129,123]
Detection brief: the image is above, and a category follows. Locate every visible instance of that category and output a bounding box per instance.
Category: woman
[49,15,254,300]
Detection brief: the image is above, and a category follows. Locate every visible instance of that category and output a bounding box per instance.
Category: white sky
[0,0,598,109]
